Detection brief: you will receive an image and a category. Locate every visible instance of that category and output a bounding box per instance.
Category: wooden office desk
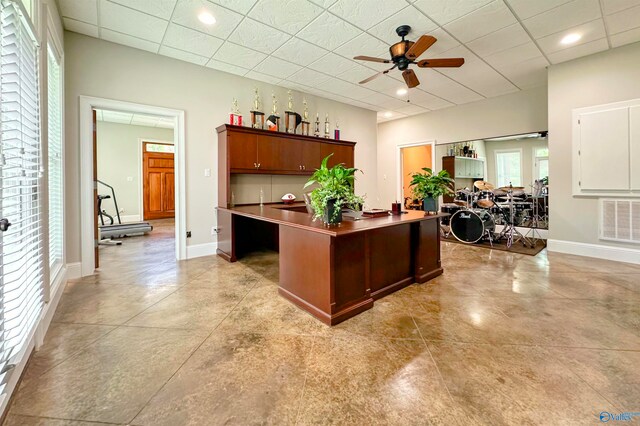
[216,204,445,325]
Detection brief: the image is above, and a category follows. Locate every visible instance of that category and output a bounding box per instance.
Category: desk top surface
[218,203,446,237]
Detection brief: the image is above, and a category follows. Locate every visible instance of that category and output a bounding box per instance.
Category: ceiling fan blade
[358,65,397,85]
[402,69,420,88]
[417,58,465,68]
[405,35,437,60]
[353,55,390,63]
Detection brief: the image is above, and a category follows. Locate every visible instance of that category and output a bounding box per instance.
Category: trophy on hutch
[249,88,264,129]
[301,98,310,136]
[229,98,242,126]
[266,93,280,131]
[284,90,297,134]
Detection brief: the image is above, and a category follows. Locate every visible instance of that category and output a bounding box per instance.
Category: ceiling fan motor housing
[390,41,414,70]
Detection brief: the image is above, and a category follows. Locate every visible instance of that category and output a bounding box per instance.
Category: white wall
[377,86,548,207]
[64,32,378,264]
[96,121,173,221]
[548,41,640,258]
[484,138,548,187]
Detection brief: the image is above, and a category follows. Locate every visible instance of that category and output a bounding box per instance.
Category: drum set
[440,181,546,248]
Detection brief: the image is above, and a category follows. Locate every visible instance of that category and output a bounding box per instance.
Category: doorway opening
[80,96,186,277]
[94,109,176,270]
[397,141,434,209]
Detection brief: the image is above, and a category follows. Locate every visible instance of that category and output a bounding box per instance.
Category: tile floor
[5,220,640,425]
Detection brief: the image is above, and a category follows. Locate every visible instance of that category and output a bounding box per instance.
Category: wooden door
[321,143,354,168]
[93,109,99,268]
[143,142,175,220]
[228,133,258,171]
[257,135,298,172]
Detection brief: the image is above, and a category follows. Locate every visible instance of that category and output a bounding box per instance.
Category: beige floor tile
[10,327,208,424]
[2,415,112,426]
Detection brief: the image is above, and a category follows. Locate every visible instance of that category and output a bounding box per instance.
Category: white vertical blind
[0,0,43,391]
[47,43,62,274]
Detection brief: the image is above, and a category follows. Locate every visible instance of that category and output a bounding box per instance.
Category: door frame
[138,138,174,222]
[79,96,186,276]
[396,140,435,203]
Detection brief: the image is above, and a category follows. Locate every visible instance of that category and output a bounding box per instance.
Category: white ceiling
[60,0,640,123]
[96,109,175,128]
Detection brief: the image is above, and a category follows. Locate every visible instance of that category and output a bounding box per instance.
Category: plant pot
[422,197,438,213]
[323,199,342,224]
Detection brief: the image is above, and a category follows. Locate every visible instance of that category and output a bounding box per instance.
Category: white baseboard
[120,214,141,223]
[66,262,82,279]
[186,242,218,259]
[547,239,640,265]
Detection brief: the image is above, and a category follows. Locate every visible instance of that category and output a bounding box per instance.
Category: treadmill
[98,180,153,239]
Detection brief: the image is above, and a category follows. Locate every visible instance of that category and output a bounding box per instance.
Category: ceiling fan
[353,25,465,89]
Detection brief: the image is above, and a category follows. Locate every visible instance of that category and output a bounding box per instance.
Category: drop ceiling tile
[522,0,601,38]
[610,27,640,47]
[253,56,302,79]
[272,37,328,67]
[395,104,429,115]
[418,28,460,56]
[309,0,337,8]
[297,12,362,51]
[601,0,639,15]
[494,55,549,89]
[171,0,244,39]
[99,0,168,43]
[407,89,454,110]
[444,1,517,43]
[361,92,399,107]
[279,80,315,94]
[605,4,640,34]
[101,29,159,53]
[163,24,223,57]
[307,52,357,75]
[213,42,268,68]
[336,64,380,84]
[245,70,283,85]
[466,23,531,57]
[108,0,177,20]
[205,59,250,76]
[158,46,209,65]
[328,0,407,30]
[413,68,484,104]
[536,19,606,54]
[413,0,492,25]
[360,75,402,93]
[228,18,291,54]
[367,5,438,44]
[504,0,572,20]
[333,32,389,60]
[63,17,99,37]
[377,110,406,121]
[287,68,331,87]
[248,0,323,34]
[484,41,542,68]
[59,0,98,24]
[438,56,519,98]
[547,37,609,64]
[209,0,258,14]
[336,84,377,100]
[321,77,362,96]
[378,97,413,110]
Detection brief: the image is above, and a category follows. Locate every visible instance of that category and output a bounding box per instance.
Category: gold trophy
[301,98,310,136]
[284,90,296,133]
[314,112,320,137]
[324,113,330,138]
[250,88,264,129]
[266,93,280,131]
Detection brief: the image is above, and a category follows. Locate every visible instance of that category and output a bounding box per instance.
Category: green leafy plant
[541,176,549,185]
[304,154,364,223]
[409,168,455,200]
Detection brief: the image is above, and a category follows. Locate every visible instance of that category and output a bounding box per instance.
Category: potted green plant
[304,154,364,225]
[409,168,454,213]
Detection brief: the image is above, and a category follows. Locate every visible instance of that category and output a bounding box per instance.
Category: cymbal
[498,186,525,191]
[474,181,495,190]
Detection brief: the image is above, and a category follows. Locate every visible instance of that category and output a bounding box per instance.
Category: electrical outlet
[126,176,133,182]
[186,231,192,238]
[211,226,216,236]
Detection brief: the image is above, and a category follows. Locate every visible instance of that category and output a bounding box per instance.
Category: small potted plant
[304,154,364,225]
[409,168,454,213]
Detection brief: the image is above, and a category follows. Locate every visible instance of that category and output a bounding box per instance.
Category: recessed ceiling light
[396,88,408,96]
[383,111,393,118]
[560,33,581,45]
[198,10,216,25]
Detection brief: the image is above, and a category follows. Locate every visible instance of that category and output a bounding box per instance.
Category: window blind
[0,0,43,392]
[47,44,62,274]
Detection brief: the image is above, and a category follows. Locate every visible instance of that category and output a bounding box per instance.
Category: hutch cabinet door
[229,133,258,170]
[301,141,322,172]
[321,143,354,168]
[257,135,299,172]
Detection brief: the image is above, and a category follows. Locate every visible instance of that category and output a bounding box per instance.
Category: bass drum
[440,204,462,226]
[450,209,495,243]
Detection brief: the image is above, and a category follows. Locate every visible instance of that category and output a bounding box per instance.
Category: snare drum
[454,189,472,206]
[475,190,495,209]
[440,204,462,226]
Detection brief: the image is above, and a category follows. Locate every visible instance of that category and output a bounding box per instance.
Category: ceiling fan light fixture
[561,33,581,45]
[396,88,408,96]
[198,10,216,25]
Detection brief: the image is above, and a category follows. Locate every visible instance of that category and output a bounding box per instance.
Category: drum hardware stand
[494,188,532,249]
[524,194,546,247]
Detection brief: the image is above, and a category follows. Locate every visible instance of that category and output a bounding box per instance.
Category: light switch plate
[204,168,211,177]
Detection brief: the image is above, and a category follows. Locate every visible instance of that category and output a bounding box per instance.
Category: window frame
[494,148,524,188]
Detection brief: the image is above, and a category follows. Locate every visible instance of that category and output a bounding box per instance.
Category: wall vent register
[600,199,640,244]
